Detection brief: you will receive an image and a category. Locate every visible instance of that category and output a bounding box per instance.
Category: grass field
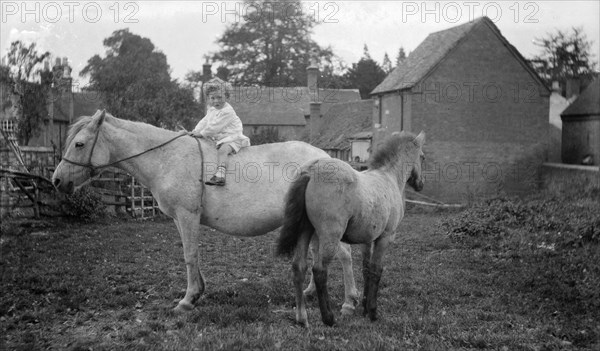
[1,198,598,350]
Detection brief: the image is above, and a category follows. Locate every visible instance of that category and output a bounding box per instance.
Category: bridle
[61,118,189,178]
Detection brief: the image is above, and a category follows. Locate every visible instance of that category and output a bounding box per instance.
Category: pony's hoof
[340,303,355,316]
[296,319,309,328]
[368,310,378,321]
[173,301,194,313]
[322,315,336,327]
[303,287,316,297]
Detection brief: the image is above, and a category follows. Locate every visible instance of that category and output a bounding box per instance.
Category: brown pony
[277,131,425,327]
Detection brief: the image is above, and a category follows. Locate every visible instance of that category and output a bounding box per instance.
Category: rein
[61,124,189,177]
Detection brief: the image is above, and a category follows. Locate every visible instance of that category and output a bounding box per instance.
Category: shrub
[440,191,600,319]
[62,186,106,222]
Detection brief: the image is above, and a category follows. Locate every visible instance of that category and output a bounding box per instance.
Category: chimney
[309,102,321,142]
[202,58,212,82]
[307,48,319,102]
[566,78,581,99]
[551,81,560,93]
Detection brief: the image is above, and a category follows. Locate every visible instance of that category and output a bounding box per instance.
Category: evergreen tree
[345,45,387,99]
[396,47,407,66]
[382,53,393,74]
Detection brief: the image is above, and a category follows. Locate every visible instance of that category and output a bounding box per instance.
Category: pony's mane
[65,115,94,150]
[368,132,417,170]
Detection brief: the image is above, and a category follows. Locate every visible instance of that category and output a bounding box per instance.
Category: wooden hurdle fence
[89,168,161,219]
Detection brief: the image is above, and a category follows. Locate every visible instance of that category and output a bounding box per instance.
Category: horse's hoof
[173,301,194,313]
[340,303,355,316]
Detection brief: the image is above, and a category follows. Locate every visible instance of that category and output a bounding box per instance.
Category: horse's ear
[96,109,106,127]
[414,131,425,147]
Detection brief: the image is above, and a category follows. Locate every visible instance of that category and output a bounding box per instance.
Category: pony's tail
[276,171,314,257]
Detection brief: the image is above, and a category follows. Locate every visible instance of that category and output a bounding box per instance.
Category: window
[1,119,16,132]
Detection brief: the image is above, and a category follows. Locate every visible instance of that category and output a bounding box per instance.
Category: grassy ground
[1,202,598,350]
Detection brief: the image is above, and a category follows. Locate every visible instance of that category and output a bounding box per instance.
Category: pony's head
[52,110,110,193]
[369,131,425,192]
[407,131,425,192]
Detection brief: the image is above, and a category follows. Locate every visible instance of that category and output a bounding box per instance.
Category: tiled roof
[561,77,600,117]
[372,16,548,95]
[231,87,360,126]
[312,100,373,150]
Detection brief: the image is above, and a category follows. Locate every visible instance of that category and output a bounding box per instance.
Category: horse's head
[52,110,110,194]
[407,131,425,192]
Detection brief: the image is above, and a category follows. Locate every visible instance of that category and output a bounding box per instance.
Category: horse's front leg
[173,213,205,312]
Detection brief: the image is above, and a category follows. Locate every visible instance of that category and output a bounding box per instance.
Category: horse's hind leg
[313,236,339,326]
[365,235,392,321]
[303,237,317,297]
[292,230,312,327]
[305,241,359,316]
[339,242,359,315]
[361,243,373,317]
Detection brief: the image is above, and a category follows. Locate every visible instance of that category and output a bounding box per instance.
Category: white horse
[52,110,359,312]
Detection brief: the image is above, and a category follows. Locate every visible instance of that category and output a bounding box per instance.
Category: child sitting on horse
[191,78,250,186]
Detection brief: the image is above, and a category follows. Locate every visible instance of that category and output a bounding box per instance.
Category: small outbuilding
[560,77,600,165]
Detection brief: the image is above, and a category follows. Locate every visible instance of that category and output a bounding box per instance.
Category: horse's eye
[75,142,84,148]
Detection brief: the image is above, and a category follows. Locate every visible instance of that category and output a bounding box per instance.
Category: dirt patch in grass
[1,206,597,350]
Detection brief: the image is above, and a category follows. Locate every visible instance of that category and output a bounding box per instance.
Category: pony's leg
[303,236,317,297]
[312,237,338,326]
[339,243,359,315]
[173,215,205,312]
[292,230,312,327]
[365,235,392,321]
[361,243,373,316]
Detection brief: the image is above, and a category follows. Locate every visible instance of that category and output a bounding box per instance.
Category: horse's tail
[277,168,314,257]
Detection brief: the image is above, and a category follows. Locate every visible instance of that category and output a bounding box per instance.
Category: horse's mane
[65,113,181,151]
[65,115,94,150]
[368,132,417,170]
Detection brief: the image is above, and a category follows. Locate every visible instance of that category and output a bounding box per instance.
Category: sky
[1,0,599,87]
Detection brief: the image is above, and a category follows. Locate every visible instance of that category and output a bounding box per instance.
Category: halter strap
[61,125,189,177]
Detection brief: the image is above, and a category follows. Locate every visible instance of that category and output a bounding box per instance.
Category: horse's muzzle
[52,177,75,194]
[409,178,424,192]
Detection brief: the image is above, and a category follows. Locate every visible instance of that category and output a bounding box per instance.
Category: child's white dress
[193,102,250,152]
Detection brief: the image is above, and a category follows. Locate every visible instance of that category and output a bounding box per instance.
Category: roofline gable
[371,17,551,96]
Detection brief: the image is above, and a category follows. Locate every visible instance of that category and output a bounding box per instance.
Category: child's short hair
[204,78,232,99]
